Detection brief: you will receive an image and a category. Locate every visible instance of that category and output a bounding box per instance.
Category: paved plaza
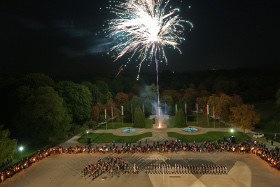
[2,152,280,187]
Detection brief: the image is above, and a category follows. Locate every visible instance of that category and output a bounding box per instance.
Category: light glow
[19,146,24,151]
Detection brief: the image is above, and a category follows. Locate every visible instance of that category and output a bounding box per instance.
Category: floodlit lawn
[78,132,152,143]
[168,132,250,143]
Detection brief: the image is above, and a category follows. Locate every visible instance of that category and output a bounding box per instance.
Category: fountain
[122,128,136,133]
[183,127,198,132]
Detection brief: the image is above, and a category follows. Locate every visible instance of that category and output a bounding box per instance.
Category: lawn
[78,132,153,143]
[168,132,250,143]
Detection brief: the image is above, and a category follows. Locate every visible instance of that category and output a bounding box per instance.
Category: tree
[182,88,199,109]
[15,86,72,144]
[105,99,121,118]
[91,105,100,121]
[178,98,191,114]
[140,84,157,116]
[125,96,143,122]
[162,90,182,104]
[196,96,209,113]
[230,104,260,133]
[23,73,54,89]
[208,94,233,122]
[81,81,101,106]
[96,81,111,104]
[208,94,220,117]
[0,126,17,163]
[56,81,92,124]
[231,94,243,107]
[161,95,174,115]
[175,110,186,127]
[134,107,145,128]
[109,79,124,95]
[276,88,280,106]
[115,92,129,108]
[216,94,233,122]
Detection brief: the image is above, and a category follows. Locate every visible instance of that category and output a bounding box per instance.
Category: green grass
[78,132,152,143]
[168,132,250,143]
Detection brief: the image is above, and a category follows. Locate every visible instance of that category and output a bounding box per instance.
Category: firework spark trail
[107,0,193,120]
[108,0,193,77]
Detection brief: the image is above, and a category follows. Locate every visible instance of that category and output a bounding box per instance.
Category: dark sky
[0,0,279,76]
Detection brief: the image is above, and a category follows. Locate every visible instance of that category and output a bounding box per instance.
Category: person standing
[1,172,4,183]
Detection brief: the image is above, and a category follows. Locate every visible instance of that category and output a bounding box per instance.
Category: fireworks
[107,0,193,77]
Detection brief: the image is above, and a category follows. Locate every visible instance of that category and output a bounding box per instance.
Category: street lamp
[19,146,24,152]
[86,130,89,138]
[230,129,234,133]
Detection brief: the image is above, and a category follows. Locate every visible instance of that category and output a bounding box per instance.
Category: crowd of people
[145,164,227,175]
[0,149,51,183]
[0,140,279,184]
[81,156,139,180]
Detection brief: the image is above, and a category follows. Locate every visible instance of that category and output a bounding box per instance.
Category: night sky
[0,0,279,76]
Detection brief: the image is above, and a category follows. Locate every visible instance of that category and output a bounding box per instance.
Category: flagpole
[185,104,187,125]
[121,106,123,127]
[214,116,215,128]
[111,107,114,128]
[105,108,107,131]
[196,104,198,124]
[207,105,209,126]
[213,106,215,128]
[131,104,133,125]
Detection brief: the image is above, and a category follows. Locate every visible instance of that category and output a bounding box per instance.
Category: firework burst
[107,0,193,78]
